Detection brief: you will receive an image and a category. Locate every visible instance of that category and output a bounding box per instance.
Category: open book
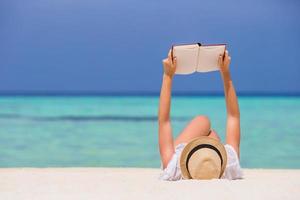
[172,43,226,74]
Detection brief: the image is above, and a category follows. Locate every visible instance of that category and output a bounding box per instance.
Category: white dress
[159,143,243,181]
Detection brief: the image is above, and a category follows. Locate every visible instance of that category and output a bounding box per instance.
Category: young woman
[158,49,242,180]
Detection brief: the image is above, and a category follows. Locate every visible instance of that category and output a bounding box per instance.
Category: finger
[218,54,223,66]
[168,51,173,65]
[173,57,177,67]
[168,49,173,62]
[225,50,229,59]
[168,49,171,57]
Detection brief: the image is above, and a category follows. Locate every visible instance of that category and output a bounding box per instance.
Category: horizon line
[0,91,300,97]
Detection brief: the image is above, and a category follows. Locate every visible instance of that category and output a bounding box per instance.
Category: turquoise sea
[0,95,299,168]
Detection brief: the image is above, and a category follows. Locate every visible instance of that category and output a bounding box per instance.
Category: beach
[1,168,299,200]
[1,96,299,199]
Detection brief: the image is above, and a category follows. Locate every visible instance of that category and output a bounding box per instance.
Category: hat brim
[180,136,227,179]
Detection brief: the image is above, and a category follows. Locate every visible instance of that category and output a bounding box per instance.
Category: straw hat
[180,136,227,180]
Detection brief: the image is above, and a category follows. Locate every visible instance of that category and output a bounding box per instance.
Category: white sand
[0,168,299,200]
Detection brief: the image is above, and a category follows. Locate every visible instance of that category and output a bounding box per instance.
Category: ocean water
[0,96,299,168]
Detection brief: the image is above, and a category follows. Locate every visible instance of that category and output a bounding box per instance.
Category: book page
[197,45,226,72]
[173,44,199,74]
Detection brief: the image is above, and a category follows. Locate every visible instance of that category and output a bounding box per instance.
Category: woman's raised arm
[158,50,177,168]
[219,50,241,158]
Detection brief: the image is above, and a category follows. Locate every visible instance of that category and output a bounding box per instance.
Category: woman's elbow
[228,111,240,120]
[158,117,171,126]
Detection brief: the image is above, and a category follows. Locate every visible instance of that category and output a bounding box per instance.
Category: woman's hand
[218,50,231,74]
[162,49,177,78]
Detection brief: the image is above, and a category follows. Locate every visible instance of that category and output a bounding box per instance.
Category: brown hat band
[186,144,224,178]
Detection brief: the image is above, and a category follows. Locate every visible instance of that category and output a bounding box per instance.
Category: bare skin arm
[158,50,177,169]
[218,50,241,158]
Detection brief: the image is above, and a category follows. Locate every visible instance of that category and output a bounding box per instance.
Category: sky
[0,0,300,94]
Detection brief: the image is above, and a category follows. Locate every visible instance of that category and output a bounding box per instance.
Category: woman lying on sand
[158,49,242,180]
